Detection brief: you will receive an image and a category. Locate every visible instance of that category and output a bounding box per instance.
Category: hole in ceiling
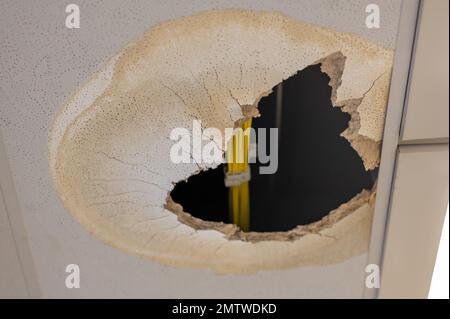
[170,64,377,232]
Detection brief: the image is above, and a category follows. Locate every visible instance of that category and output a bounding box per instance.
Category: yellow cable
[227,118,252,232]
[239,118,251,231]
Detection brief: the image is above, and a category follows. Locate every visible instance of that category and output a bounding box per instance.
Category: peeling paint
[49,10,393,273]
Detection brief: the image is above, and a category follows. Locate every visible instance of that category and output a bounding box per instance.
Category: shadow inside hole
[170,64,377,232]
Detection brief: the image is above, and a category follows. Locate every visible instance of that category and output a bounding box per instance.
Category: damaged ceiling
[49,10,393,274]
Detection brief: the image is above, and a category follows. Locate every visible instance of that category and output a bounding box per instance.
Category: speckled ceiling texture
[0,0,402,298]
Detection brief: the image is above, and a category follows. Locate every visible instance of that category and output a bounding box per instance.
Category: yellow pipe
[227,118,252,231]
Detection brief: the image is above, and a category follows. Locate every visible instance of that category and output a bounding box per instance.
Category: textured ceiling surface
[0,0,402,298]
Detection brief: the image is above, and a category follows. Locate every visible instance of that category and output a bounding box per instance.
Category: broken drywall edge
[166,188,374,243]
[320,52,391,170]
[49,9,393,274]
